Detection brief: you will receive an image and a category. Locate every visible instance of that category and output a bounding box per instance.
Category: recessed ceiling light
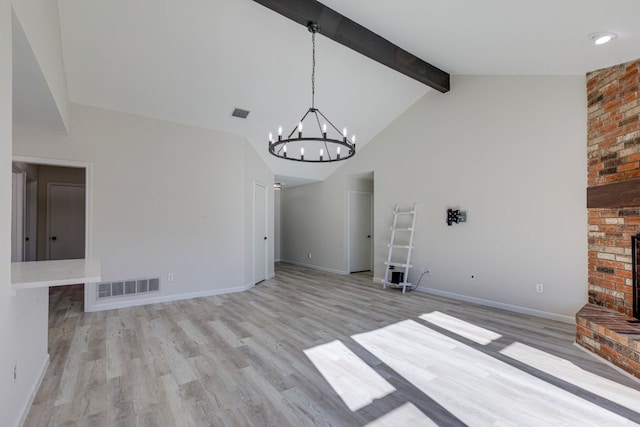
[590,32,617,46]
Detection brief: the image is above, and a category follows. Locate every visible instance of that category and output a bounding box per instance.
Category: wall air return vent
[97,277,160,300]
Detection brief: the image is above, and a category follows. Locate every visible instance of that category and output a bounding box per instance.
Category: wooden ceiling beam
[252,0,450,93]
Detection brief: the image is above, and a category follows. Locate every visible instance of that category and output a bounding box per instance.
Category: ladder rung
[388,244,414,249]
[385,262,413,268]
[391,227,414,231]
[396,211,415,215]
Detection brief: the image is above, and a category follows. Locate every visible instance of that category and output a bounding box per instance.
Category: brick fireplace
[577,59,640,379]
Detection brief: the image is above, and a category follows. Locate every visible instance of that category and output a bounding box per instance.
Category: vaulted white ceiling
[50,0,640,183]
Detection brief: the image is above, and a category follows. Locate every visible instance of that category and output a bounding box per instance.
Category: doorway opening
[347,172,374,274]
[12,161,86,261]
[254,182,268,284]
[11,156,91,311]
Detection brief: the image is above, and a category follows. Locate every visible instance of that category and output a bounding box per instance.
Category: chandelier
[268,23,356,163]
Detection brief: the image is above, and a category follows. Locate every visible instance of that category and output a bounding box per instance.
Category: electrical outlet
[168,273,174,282]
[307,253,312,259]
[536,283,544,293]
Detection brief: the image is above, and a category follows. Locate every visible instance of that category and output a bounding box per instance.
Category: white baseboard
[373,277,575,324]
[279,259,349,276]
[86,283,254,312]
[16,353,49,427]
[267,272,275,280]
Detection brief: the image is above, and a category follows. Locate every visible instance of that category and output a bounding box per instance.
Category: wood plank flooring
[25,263,640,426]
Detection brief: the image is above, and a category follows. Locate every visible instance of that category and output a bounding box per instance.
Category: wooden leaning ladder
[383,203,418,294]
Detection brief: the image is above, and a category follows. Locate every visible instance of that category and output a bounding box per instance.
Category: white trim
[280,259,349,276]
[373,277,575,324]
[253,181,268,285]
[346,190,373,274]
[15,353,49,427]
[12,155,94,312]
[11,170,25,262]
[419,287,575,324]
[12,155,89,169]
[267,272,275,280]
[86,283,255,312]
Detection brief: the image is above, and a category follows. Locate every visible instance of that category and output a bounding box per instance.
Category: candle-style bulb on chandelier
[268,22,356,163]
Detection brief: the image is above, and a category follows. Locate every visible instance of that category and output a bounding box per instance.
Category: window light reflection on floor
[303,340,396,411]
[419,311,502,345]
[352,319,637,426]
[364,402,437,427]
[500,341,640,413]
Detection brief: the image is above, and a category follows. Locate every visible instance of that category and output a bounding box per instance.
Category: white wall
[2,4,50,427]
[12,0,68,129]
[0,0,13,419]
[280,175,374,274]
[281,75,587,321]
[14,103,274,311]
[281,179,347,274]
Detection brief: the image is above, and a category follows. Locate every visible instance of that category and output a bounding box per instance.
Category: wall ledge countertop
[11,259,101,290]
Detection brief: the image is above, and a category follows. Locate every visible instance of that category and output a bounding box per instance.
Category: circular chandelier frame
[268,22,356,163]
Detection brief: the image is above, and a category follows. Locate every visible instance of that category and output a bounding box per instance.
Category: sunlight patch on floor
[352,319,638,426]
[303,340,395,411]
[419,311,502,345]
[501,341,640,413]
[364,402,437,427]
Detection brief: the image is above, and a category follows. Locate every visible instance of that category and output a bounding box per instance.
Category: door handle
[367,235,371,238]
[51,236,57,241]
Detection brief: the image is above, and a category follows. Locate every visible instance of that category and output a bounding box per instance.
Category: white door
[11,171,25,262]
[25,179,37,261]
[349,191,373,272]
[47,183,86,260]
[254,183,267,284]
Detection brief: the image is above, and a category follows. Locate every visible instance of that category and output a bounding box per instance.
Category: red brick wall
[588,60,640,317]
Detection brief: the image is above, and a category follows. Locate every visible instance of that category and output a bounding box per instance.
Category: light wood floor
[25,263,640,426]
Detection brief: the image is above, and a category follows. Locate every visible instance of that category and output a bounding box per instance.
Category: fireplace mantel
[587,177,640,209]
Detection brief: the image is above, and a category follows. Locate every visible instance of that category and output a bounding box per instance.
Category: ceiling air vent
[232,108,250,119]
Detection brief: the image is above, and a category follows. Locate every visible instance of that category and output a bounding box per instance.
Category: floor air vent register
[97,277,160,299]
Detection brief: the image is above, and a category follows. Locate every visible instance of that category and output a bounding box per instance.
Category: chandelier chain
[311,30,316,109]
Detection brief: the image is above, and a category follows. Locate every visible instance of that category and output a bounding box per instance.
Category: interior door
[47,183,86,260]
[25,179,37,261]
[11,171,25,262]
[254,182,267,284]
[350,191,373,272]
